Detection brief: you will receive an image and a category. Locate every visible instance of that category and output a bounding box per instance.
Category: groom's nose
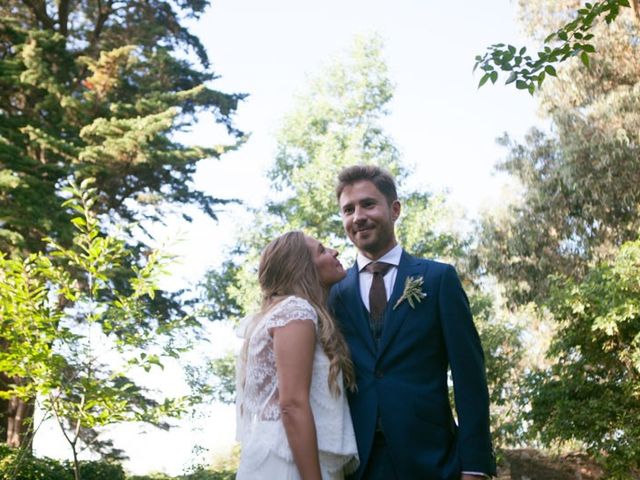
[353,206,367,223]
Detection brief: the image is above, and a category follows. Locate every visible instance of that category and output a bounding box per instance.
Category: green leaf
[505,72,518,85]
[580,51,591,68]
[80,177,96,190]
[537,71,546,86]
[583,44,596,53]
[516,80,529,90]
[478,73,491,88]
[490,71,498,84]
[558,31,569,41]
[545,65,557,77]
[71,217,86,228]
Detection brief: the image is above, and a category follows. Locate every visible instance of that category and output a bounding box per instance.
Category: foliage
[200,35,525,447]
[522,238,640,478]
[76,461,126,480]
[0,179,202,478]
[478,3,640,306]
[207,354,237,405]
[204,34,468,321]
[0,444,71,480]
[467,291,525,448]
[477,1,640,472]
[129,464,237,480]
[0,0,244,448]
[475,0,638,93]
[0,2,243,255]
[0,445,125,480]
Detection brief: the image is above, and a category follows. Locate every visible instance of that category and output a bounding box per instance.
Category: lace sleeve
[265,296,318,334]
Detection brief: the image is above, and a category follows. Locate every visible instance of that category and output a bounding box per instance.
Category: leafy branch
[474,0,634,94]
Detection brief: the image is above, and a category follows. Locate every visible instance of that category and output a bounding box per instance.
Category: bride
[235,231,359,479]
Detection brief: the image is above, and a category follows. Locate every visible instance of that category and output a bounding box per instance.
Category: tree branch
[91,0,114,49]
[22,0,55,30]
[58,0,70,36]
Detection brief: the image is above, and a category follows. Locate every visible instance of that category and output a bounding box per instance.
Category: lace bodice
[235,296,358,475]
[237,296,318,423]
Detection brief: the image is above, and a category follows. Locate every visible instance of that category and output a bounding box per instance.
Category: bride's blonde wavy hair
[242,231,355,395]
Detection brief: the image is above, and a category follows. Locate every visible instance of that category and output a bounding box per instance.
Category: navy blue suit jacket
[329,251,496,480]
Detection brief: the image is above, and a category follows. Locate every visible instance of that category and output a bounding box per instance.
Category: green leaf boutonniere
[393,275,427,310]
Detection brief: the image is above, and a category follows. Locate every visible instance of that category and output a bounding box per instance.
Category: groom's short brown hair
[336,165,398,205]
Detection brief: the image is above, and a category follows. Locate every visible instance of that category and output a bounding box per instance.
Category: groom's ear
[391,200,401,222]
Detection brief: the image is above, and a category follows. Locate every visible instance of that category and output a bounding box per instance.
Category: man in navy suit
[329,165,496,480]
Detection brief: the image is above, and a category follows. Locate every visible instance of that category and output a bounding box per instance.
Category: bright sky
[35,0,542,475]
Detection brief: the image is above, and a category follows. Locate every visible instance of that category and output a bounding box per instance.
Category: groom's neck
[360,242,398,261]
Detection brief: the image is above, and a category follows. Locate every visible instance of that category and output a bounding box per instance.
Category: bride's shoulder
[268,295,317,323]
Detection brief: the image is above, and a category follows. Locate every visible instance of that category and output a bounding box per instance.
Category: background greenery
[1,0,639,479]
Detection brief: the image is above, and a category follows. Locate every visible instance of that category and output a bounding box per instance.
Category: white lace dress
[235,296,359,480]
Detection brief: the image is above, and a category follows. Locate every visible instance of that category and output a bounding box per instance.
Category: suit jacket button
[375,370,384,378]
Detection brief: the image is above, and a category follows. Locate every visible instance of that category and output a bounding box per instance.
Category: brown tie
[364,262,393,342]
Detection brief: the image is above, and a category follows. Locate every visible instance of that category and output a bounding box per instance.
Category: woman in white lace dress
[236,231,359,480]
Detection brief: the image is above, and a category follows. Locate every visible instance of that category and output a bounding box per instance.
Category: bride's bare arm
[273,319,322,480]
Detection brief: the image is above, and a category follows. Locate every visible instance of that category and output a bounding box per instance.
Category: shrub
[76,460,126,480]
[0,445,71,480]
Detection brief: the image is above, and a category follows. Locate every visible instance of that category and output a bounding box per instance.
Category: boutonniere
[393,275,427,310]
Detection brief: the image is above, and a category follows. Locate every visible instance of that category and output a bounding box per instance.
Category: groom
[329,165,496,480]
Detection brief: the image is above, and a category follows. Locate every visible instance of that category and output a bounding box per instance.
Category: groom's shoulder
[405,253,456,276]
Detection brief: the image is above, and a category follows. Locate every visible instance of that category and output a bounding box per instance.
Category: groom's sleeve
[438,264,496,477]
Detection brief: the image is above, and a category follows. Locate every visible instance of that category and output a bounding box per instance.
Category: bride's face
[304,236,346,288]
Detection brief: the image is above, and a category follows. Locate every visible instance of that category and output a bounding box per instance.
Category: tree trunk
[1,373,34,449]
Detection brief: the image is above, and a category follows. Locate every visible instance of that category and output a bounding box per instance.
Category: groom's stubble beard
[348,214,398,260]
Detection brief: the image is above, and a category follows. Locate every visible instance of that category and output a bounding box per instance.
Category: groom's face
[339,180,400,260]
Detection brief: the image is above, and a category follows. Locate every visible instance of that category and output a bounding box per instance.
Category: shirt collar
[357,244,403,272]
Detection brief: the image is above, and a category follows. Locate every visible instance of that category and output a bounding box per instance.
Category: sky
[35,0,543,475]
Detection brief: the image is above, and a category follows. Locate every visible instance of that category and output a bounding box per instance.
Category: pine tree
[0,1,244,447]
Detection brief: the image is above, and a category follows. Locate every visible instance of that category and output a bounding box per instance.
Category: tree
[477,1,640,473]
[0,179,201,480]
[478,0,640,305]
[202,35,525,448]
[0,1,244,447]
[207,34,466,320]
[475,0,639,93]
[524,239,640,478]
[0,2,243,253]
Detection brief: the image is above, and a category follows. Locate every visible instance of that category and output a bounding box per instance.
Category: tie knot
[365,262,393,276]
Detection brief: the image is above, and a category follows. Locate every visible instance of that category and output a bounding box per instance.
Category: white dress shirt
[356,244,403,310]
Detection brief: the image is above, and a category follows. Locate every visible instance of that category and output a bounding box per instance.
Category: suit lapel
[378,251,423,357]
[341,264,376,355]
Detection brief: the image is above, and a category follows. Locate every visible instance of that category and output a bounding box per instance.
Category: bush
[76,460,125,480]
[0,445,71,480]
[128,475,173,480]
